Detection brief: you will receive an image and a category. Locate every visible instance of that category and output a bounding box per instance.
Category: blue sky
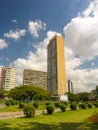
[0,0,98,92]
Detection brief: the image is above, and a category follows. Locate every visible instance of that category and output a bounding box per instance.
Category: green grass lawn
[0,105,22,112]
[0,108,98,130]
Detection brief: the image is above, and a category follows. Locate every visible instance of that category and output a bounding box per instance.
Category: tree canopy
[9,85,49,102]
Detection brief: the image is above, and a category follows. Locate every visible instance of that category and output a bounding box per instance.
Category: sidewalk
[0,109,61,119]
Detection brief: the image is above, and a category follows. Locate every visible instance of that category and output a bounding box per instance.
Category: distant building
[2,67,16,91]
[0,67,3,89]
[47,35,67,96]
[23,69,47,90]
[68,80,74,93]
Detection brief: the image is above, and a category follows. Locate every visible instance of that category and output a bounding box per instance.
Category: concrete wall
[23,69,47,90]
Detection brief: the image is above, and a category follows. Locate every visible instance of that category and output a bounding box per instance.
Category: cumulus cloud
[10,0,98,92]
[0,39,7,50]
[4,29,26,40]
[11,31,61,85]
[64,0,98,92]
[64,0,98,59]
[12,19,17,24]
[28,20,46,38]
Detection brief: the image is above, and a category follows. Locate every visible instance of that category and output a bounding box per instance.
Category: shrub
[80,103,86,109]
[63,102,69,106]
[33,102,39,108]
[46,102,51,106]
[46,105,55,115]
[5,100,11,106]
[19,102,25,109]
[23,104,35,117]
[94,103,98,108]
[87,103,92,108]
[55,102,60,107]
[70,103,77,110]
[59,104,66,112]
[10,100,18,105]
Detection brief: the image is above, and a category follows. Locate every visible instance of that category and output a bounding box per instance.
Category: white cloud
[63,0,98,59]
[64,0,98,92]
[4,29,26,40]
[12,19,17,24]
[10,0,98,92]
[0,39,7,50]
[66,68,98,92]
[11,30,60,85]
[28,20,46,38]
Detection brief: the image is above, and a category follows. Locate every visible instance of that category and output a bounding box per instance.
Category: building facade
[68,80,73,93]
[47,35,66,96]
[23,69,47,90]
[2,67,16,91]
[0,67,3,89]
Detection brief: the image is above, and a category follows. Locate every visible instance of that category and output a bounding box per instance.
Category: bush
[19,102,25,109]
[87,103,92,108]
[23,104,35,117]
[33,102,39,108]
[5,100,11,106]
[59,104,66,112]
[63,102,69,106]
[70,103,77,110]
[80,103,86,109]
[55,102,60,107]
[46,105,55,115]
[10,100,18,105]
[46,102,51,106]
[94,103,98,108]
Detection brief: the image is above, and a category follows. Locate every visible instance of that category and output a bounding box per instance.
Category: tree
[9,85,49,102]
[0,89,5,99]
[77,92,90,101]
[67,93,77,101]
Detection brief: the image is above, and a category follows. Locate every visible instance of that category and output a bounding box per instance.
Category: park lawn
[0,108,98,130]
[0,105,22,112]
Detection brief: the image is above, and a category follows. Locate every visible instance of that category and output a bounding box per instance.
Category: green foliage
[10,100,18,105]
[63,102,69,106]
[77,92,90,101]
[0,89,5,99]
[59,104,66,112]
[33,102,39,108]
[46,102,51,106]
[9,85,49,102]
[87,103,93,108]
[94,102,98,108]
[23,104,35,117]
[55,102,60,107]
[70,103,77,110]
[67,93,77,101]
[80,103,86,109]
[19,102,25,109]
[5,100,11,106]
[46,105,55,115]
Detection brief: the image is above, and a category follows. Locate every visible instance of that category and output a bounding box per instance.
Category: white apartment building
[2,67,16,91]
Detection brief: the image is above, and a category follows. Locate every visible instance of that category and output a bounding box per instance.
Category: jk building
[47,35,67,96]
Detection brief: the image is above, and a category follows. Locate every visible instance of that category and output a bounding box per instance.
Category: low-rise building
[23,69,47,90]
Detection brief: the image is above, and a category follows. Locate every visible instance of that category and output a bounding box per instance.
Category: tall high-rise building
[2,67,16,91]
[47,35,66,96]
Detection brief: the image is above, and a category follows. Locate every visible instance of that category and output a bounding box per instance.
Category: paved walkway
[0,109,60,119]
[0,111,24,119]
